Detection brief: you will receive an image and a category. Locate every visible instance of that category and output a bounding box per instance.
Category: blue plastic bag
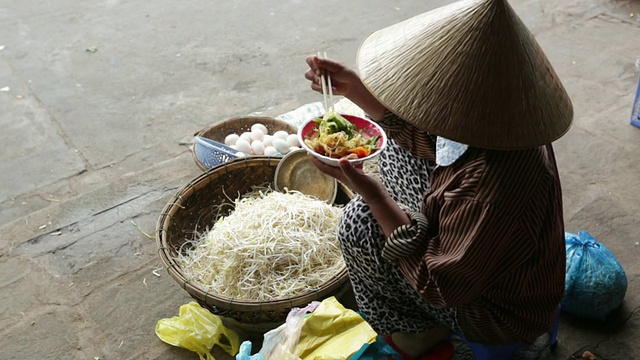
[349,335,403,360]
[236,341,264,360]
[562,231,627,320]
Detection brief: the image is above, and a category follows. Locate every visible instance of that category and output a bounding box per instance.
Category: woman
[304,0,572,359]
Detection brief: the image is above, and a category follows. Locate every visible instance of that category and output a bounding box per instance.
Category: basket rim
[156,156,350,312]
[191,116,299,171]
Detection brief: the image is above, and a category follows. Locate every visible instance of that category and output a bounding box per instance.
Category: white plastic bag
[258,301,320,360]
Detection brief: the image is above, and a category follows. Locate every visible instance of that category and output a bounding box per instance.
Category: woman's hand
[307,154,387,204]
[304,55,387,120]
[305,56,360,97]
[308,154,411,237]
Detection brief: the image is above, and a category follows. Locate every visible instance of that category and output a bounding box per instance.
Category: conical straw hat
[356,0,573,150]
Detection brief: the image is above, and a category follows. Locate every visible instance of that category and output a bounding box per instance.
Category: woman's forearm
[366,193,412,237]
[345,79,387,121]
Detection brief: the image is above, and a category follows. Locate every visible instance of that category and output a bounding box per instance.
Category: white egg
[273,138,290,154]
[251,123,268,135]
[235,139,252,154]
[286,133,300,147]
[224,133,240,146]
[235,152,247,158]
[251,129,265,142]
[262,135,273,147]
[240,132,253,143]
[289,146,300,152]
[230,145,237,150]
[263,146,278,156]
[273,130,289,141]
[251,140,265,155]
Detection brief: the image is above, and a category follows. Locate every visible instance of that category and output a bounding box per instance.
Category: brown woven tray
[192,116,298,171]
[156,156,353,332]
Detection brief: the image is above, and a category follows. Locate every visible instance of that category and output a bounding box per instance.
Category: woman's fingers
[314,56,345,73]
[338,159,366,183]
[305,71,322,93]
[308,55,346,77]
[337,160,385,202]
[304,69,315,81]
[304,65,324,93]
[307,154,379,200]
[308,154,346,179]
[305,56,317,72]
[306,55,324,77]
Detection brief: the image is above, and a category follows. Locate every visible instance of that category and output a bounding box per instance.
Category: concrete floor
[1,0,639,359]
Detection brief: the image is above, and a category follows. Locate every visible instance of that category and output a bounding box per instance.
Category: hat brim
[356,0,573,150]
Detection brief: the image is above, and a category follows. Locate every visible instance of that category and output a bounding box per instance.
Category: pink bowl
[297,114,388,167]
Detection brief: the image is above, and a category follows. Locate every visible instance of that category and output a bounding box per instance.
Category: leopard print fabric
[338,139,462,335]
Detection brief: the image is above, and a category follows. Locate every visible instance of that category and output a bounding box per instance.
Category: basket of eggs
[192,116,299,170]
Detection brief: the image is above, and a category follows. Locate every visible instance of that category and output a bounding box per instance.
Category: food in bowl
[299,109,387,166]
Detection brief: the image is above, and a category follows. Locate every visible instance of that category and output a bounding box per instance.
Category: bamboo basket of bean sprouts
[156,156,353,332]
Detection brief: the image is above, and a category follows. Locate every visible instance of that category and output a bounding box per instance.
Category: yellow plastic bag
[155,301,240,360]
[296,297,377,360]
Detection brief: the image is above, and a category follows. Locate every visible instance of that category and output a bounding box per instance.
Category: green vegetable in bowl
[315,109,356,138]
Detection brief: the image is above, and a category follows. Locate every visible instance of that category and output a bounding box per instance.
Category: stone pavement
[1,0,639,359]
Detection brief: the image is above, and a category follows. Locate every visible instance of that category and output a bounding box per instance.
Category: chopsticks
[317,51,334,111]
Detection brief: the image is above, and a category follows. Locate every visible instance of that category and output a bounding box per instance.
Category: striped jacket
[379,112,566,345]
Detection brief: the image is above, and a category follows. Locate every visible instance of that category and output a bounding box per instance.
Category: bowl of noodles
[298,110,387,167]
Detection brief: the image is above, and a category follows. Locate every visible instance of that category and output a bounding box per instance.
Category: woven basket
[192,116,298,171]
[156,156,353,333]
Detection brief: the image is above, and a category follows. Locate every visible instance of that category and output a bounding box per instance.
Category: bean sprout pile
[177,189,345,301]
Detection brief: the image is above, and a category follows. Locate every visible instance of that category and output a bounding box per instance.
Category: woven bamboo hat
[356,0,573,150]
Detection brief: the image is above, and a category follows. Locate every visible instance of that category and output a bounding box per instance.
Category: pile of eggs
[224,123,300,157]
